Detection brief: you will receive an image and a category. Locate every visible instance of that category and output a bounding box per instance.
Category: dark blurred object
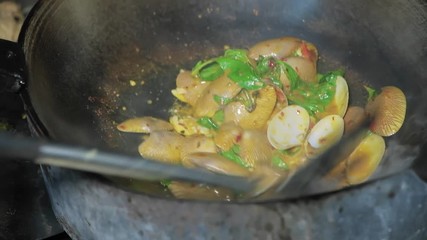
[413,146,427,181]
[0,73,64,239]
[0,72,64,239]
[0,157,63,239]
[0,0,64,239]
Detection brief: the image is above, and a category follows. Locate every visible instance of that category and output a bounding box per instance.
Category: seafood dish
[117,37,406,200]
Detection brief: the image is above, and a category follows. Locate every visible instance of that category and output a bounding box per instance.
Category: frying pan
[0,0,426,238]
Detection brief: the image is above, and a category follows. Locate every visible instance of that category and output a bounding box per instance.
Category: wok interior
[23,0,427,199]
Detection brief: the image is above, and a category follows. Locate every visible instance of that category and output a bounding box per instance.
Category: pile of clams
[116,37,407,200]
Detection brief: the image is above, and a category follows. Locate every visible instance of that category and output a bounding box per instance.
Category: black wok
[1,0,426,238]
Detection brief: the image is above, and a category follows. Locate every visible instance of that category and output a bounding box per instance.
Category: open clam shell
[267,105,310,150]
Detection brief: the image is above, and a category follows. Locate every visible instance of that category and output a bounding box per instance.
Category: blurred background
[0,1,67,239]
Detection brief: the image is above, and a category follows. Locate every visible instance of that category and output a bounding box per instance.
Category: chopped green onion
[197,117,219,130]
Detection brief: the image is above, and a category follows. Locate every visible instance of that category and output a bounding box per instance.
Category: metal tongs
[0,133,254,192]
[0,121,370,200]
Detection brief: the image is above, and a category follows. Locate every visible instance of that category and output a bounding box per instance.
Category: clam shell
[267,105,310,150]
[345,133,385,185]
[239,129,274,168]
[193,74,241,118]
[172,70,210,106]
[169,115,212,137]
[327,132,385,186]
[117,117,173,133]
[317,76,349,118]
[283,57,317,83]
[223,86,277,129]
[365,86,406,137]
[248,37,301,60]
[305,115,344,157]
[269,100,289,123]
[138,131,184,165]
[296,41,318,63]
[214,122,244,151]
[180,135,217,160]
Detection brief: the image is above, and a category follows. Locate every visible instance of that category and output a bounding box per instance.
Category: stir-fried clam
[193,74,241,118]
[138,131,184,165]
[117,116,173,133]
[171,70,211,106]
[248,37,302,60]
[214,122,243,151]
[305,115,344,158]
[224,85,277,129]
[344,133,385,185]
[317,76,349,118]
[267,105,310,150]
[365,86,406,137]
[117,36,407,200]
[283,57,317,83]
[239,129,274,168]
[328,132,385,186]
[180,135,216,160]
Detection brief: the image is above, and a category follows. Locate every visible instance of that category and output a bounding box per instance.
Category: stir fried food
[117,37,406,200]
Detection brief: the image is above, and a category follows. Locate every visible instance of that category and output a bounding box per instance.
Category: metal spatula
[0,133,254,192]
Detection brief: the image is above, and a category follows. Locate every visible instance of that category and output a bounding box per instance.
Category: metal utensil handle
[0,133,254,192]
